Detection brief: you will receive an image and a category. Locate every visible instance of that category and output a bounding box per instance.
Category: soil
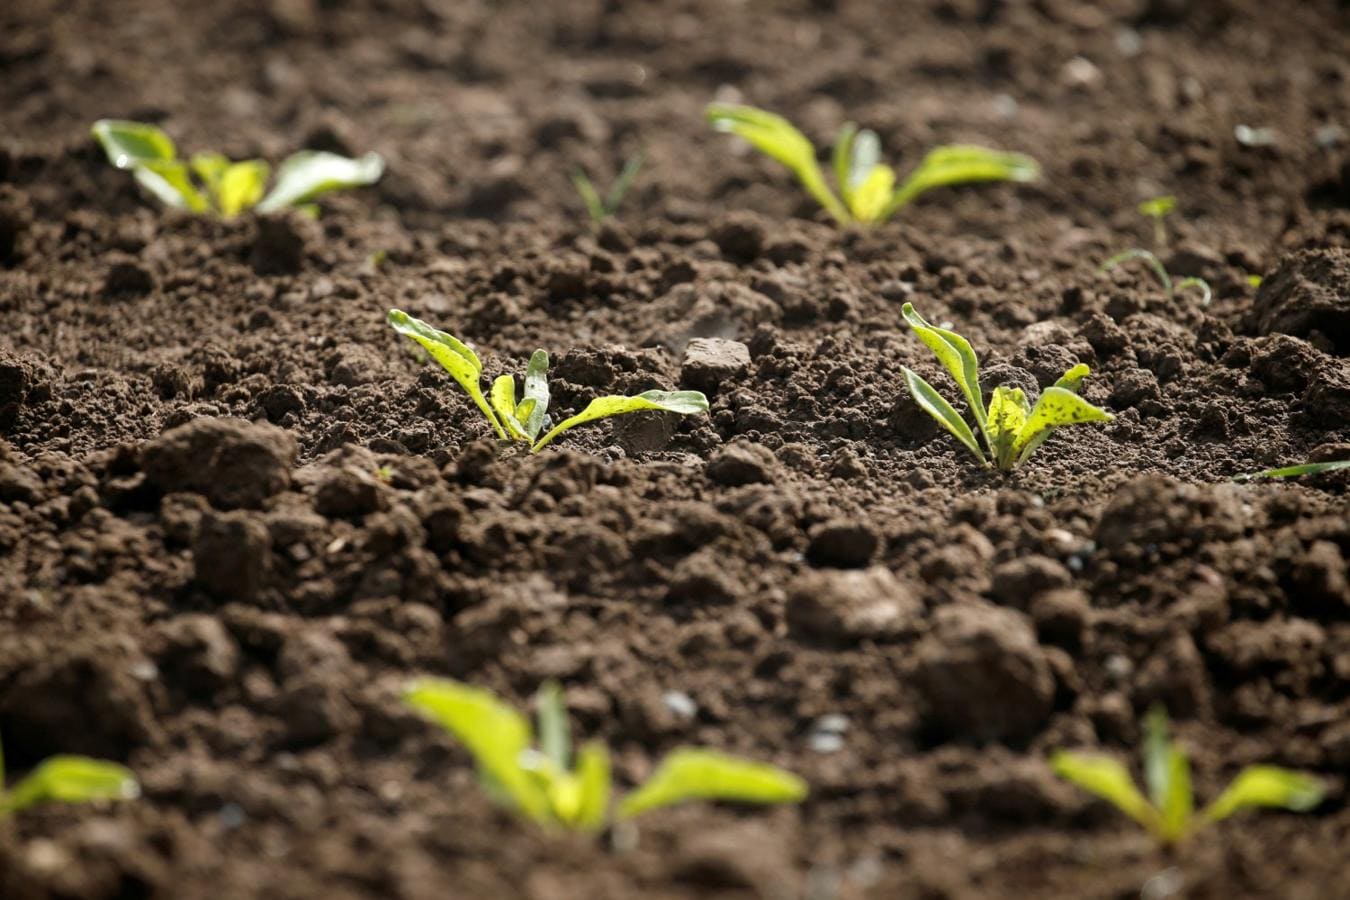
[2,0,1350,898]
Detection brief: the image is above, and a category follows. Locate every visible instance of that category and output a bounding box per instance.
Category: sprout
[388,310,708,452]
[1137,195,1176,247]
[1053,707,1324,847]
[1100,248,1212,307]
[901,303,1112,470]
[572,150,644,225]
[91,119,383,217]
[403,678,807,832]
[1234,459,1350,481]
[0,734,138,816]
[706,103,1038,226]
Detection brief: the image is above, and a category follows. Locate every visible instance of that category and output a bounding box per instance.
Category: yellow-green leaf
[1051,751,1158,833]
[902,367,986,464]
[1138,195,1176,220]
[217,159,270,216]
[91,119,176,168]
[1054,363,1091,393]
[617,749,806,819]
[388,309,506,440]
[490,374,529,442]
[190,152,231,197]
[1201,766,1325,824]
[1012,386,1113,465]
[849,162,895,224]
[887,144,1039,217]
[2,756,139,815]
[530,389,707,453]
[133,159,209,212]
[901,303,987,429]
[256,150,384,213]
[572,742,612,832]
[987,384,1030,469]
[402,678,550,823]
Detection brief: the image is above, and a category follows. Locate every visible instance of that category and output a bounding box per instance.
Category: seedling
[1100,249,1212,306]
[572,151,644,225]
[403,678,807,832]
[0,734,138,816]
[1137,195,1176,247]
[388,309,709,452]
[1053,707,1324,847]
[900,303,1112,470]
[91,119,384,217]
[1234,459,1350,481]
[706,103,1038,226]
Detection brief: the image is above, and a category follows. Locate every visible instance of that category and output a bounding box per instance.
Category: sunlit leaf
[388,309,506,440]
[91,119,176,168]
[535,681,571,771]
[901,303,987,430]
[902,367,986,464]
[572,742,612,832]
[1143,708,1192,843]
[987,384,1030,469]
[1234,459,1350,482]
[530,389,708,453]
[1138,195,1176,219]
[256,150,384,213]
[1173,277,1212,307]
[1051,751,1158,832]
[1201,765,1325,824]
[1053,363,1091,393]
[849,162,895,224]
[617,748,807,819]
[887,144,1039,216]
[134,159,209,212]
[490,374,529,442]
[217,159,270,217]
[2,756,139,815]
[1012,386,1113,465]
[190,152,231,197]
[521,350,551,441]
[571,170,606,224]
[831,122,857,207]
[1101,249,1172,295]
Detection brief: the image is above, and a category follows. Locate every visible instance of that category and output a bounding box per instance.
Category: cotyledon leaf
[617,748,807,819]
[1054,363,1091,393]
[133,159,209,212]
[256,150,384,213]
[387,309,507,440]
[1,756,139,815]
[91,119,177,168]
[902,367,986,464]
[901,303,987,430]
[886,144,1039,218]
[571,742,612,832]
[1050,751,1159,833]
[1012,386,1113,464]
[530,389,708,453]
[1201,765,1325,824]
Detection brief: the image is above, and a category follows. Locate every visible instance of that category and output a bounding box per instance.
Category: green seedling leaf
[256,150,384,213]
[887,144,1039,216]
[1143,708,1193,843]
[1234,459,1350,481]
[1053,363,1091,393]
[91,119,176,168]
[490,374,530,442]
[2,756,139,815]
[571,170,606,224]
[1012,386,1113,466]
[402,677,551,823]
[190,152,231,195]
[605,151,644,216]
[1201,766,1325,824]
[535,681,570,771]
[1050,751,1158,833]
[520,350,551,440]
[1101,249,1172,295]
[850,163,896,224]
[831,122,857,207]
[530,389,708,453]
[134,159,209,212]
[618,748,807,820]
[987,384,1030,469]
[388,309,507,440]
[1138,195,1176,220]
[1247,274,1263,288]
[903,367,986,464]
[901,303,986,430]
[1174,277,1212,307]
[217,159,270,216]
[706,103,849,224]
[572,742,612,832]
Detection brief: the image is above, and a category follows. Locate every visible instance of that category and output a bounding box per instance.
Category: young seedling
[900,303,1112,470]
[1052,707,1324,847]
[572,150,644,225]
[0,734,138,816]
[388,309,709,452]
[1234,459,1350,481]
[1100,249,1212,306]
[705,103,1038,226]
[91,119,384,217]
[403,678,807,832]
[1137,195,1176,247]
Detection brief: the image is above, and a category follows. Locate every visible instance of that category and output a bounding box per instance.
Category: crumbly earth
[2,0,1349,898]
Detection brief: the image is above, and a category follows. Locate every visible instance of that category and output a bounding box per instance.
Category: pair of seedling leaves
[901,304,1113,470]
[389,310,708,453]
[0,735,138,817]
[91,119,384,217]
[404,679,806,831]
[1053,707,1324,846]
[706,104,1039,226]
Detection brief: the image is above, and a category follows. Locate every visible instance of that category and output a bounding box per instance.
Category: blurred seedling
[389,309,708,452]
[1234,459,1350,481]
[0,734,139,816]
[403,678,807,833]
[901,303,1112,470]
[92,119,384,217]
[572,150,644,225]
[1100,249,1212,306]
[1053,707,1324,847]
[706,103,1038,226]
[1137,195,1176,247]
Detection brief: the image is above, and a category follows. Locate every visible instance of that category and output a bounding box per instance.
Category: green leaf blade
[1235,459,1350,481]
[1201,766,1325,824]
[133,159,209,212]
[888,144,1039,217]
[902,367,986,464]
[572,742,612,832]
[388,309,506,440]
[617,748,806,820]
[901,303,987,429]
[1051,751,1159,834]
[218,159,270,217]
[1101,249,1172,295]
[256,150,384,213]
[3,756,139,814]
[535,681,571,771]
[1012,386,1113,465]
[521,350,551,440]
[91,119,176,168]
[530,389,708,453]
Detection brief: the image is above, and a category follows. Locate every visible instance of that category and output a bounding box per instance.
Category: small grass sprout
[1137,194,1176,247]
[92,119,384,217]
[1234,459,1350,481]
[388,310,708,452]
[1052,707,1324,847]
[1100,249,1212,306]
[572,150,644,225]
[0,733,138,816]
[403,678,807,832]
[706,103,1038,226]
[900,303,1112,470]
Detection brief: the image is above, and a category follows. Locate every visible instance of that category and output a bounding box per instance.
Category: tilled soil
[2,0,1349,898]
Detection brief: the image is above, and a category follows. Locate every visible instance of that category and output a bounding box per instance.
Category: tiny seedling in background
[92,119,384,217]
[572,150,644,225]
[1137,195,1176,247]
[388,309,708,452]
[1234,459,1350,481]
[1100,249,1212,306]
[0,734,138,816]
[706,103,1038,226]
[1052,707,1323,847]
[901,303,1112,470]
[403,678,807,832]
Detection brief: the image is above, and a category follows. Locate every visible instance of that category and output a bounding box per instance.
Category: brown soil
[3,0,1350,898]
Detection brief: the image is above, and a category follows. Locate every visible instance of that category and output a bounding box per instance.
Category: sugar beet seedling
[901,303,1113,470]
[389,310,709,452]
[1100,248,1212,307]
[92,119,384,217]
[572,150,644,225]
[1053,707,1324,847]
[706,103,1038,226]
[403,678,807,832]
[0,733,138,816]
